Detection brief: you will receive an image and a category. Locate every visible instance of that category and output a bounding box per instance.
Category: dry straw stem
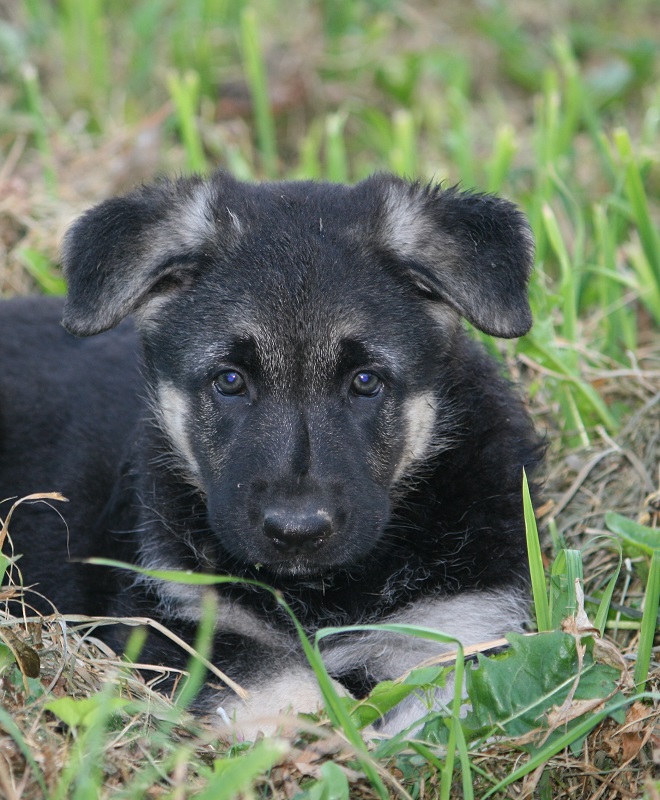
[60,613,248,700]
[0,492,68,552]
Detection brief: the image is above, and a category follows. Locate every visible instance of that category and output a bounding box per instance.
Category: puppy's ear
[61,175,230,336]
[377,177,534,338]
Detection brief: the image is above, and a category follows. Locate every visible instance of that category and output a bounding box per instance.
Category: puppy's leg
[323,589,528,735]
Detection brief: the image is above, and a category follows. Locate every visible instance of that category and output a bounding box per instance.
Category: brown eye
[351,371,382,397]
[214,370,246,396]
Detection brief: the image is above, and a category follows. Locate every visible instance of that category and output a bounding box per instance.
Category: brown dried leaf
[0,626,40,678]
[621,702,652,762]
[545,697,606,730]
[593,637,629,673]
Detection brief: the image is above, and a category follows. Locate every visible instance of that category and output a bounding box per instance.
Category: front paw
[212,668,349,740]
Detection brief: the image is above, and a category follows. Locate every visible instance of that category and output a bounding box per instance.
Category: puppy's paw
[214,668,349,740]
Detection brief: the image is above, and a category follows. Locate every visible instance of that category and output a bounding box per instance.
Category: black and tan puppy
[0,172,541,733]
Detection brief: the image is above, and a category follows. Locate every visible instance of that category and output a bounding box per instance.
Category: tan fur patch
[156,383,201,479]
[393,391,438,481]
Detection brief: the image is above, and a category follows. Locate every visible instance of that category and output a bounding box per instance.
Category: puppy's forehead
[150,199,447,383]
[202,302,402,385]
[173,261,418,389]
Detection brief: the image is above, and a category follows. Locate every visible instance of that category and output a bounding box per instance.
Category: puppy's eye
[213,370,246,396]
[351,371,382,397]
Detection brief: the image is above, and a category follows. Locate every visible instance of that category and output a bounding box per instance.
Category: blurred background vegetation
[1,0,659,448]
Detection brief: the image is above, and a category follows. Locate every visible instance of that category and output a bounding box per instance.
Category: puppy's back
[0,296,143,612]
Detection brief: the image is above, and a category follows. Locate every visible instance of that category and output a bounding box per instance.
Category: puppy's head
[62,171,534,576]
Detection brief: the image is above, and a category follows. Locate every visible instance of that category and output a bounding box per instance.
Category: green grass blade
[484,123,516,193]
[166,70,207,173]
[325,112,349,182]
[523,469,550,632]
[634,549,660,689]
[86,558,390,799]
[560,383,590,448]
[453,713,474,800]
[627,245,660,326]
[22,64,57,193]
[280,622,389,798]
[174,590,217,709]
[594,546,623,637]
[542,203,577,345]
[18,247,67,295]
[593,203,637,353]
[389,109,417,177]
[240,8,278,177]
[318,623,465,800]
[318,622,466,796]
[523,334,618,432]
[614,127,660,285]
[549,549,584,628]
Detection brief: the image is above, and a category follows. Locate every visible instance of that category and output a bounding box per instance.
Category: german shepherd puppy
[0,171,541,733]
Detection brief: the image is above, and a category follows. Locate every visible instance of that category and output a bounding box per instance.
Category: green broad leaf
[348,667,446,728]
[304,761,351,800]
[0,643,14,669]
[199,739,288,800]
[45,695,131,730]
[460,632,622,744]
[605,512,660,555]
[349,680,418,729]
[348,665,448,729]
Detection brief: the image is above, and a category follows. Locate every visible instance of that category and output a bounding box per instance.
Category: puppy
[0,171,541,733]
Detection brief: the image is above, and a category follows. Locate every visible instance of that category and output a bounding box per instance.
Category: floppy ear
[378,178,535,338]
[61,174,233,337]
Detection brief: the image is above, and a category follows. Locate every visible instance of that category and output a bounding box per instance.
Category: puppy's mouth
[209,502,387,576]
[252,546,348,578]
[250,533,382,579]
[257,556,328,579]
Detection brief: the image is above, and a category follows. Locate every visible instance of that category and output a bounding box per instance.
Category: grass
[1,0,659,797]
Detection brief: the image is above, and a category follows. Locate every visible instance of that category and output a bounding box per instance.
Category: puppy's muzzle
[263,507,333,555]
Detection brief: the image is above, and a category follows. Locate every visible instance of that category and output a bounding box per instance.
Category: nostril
[263,509,333,554]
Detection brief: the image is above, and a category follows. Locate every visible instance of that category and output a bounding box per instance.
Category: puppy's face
[61,172,533,577]
[142,227,456,576]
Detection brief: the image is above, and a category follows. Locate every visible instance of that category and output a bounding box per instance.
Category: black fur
[0,171,541,730]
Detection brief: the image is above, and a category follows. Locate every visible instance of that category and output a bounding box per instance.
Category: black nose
[263,508,333,555]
